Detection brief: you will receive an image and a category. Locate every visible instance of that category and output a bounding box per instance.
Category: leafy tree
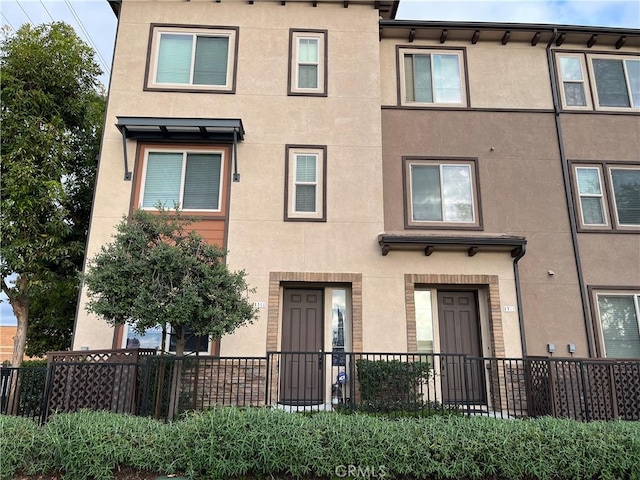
[0,23,105,365]
[84,209,258,357]
[25,277,77,357]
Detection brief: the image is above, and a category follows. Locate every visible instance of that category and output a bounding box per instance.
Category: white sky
[0,0,638,325]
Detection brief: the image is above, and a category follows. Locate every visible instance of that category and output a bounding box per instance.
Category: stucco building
[73,0,639,402]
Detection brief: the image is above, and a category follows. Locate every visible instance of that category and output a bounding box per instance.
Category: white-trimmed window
[556,52,639,111]
[404,158,480,228]
[140,149,224,212]
[609,167,640,227]
[595,292,640,359]
[285,145,326,221]
[572,163,640,231]
[558,55,590,108]
[590,56,640,110]
[289,30,327,96]
[147,25,237,92]
[575,167,607,226]
[399,48,466,106]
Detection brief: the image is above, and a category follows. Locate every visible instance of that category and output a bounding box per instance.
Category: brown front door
[438,291,485,403]
[280,288,324,405]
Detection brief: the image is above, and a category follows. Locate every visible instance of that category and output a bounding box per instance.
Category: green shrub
[0,415,49,479]
[355,357,432,413]
[42,410,180,480]
[20,359,48,368]
[2,408,639,480]
[337,399,462,418]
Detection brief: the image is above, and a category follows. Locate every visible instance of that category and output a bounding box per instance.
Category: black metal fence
[0,366,48,421]
[1,352,638,423]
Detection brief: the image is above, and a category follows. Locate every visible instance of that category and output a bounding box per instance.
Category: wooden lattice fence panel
[583,362,616,421]
[44,349,153,418]
[613,362,640,420]
[551,360,587,420]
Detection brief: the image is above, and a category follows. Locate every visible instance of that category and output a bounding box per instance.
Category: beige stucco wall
[74,0,390,351]
[76,1,637,360]
[380,38,553,109]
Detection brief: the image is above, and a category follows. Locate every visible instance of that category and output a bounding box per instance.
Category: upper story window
[288,30,327,96]
[140,148,224,212]
[403,157,481,229]
[285,145,326,221]
[556,52,639,111]
[558,55,590,108]
[146,25,238,93]
[591,57,640,109]
[571,162,640,231]
[399,48,467,107]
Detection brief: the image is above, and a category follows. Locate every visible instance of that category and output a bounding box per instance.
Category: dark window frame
[144,23,239,94]
[569,160,640,233]
[130,142,231,220]
[396,45,470,108]
[287,29,328,97]
[402,156,483,231]
[588,285,640,359]
[284,144,328,222]
[554,50,640,112]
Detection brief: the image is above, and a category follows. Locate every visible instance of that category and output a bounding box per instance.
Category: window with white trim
[556,52,639,111]
[147,25,237,92]
[285,145,326,221]
[595,292,640,359]
[572,163,640,231]
[140,149,224,212]
[289,30,326,96]
[591,57,640,109]
[558,55,590,108]
[404,158,480,228]
[575,167,607,226]
[399,48,466,106]
[610,167,640,227]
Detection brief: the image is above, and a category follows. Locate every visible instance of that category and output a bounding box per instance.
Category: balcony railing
[1,351,638,423]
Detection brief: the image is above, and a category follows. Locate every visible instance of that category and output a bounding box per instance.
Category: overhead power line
[1,12,16,31]
[15,0,34,24]
[63,0,111,76]
[39,0,55,22]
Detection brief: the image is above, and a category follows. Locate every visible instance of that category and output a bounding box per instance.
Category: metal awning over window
[116,117,244,181]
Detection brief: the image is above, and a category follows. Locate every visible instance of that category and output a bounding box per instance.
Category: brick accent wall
[182,358,268,408]
[266,272,363,352]
[404,274,505,358]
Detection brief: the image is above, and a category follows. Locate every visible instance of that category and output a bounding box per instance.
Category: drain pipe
[546,28,594,357]
[513,244,528,357]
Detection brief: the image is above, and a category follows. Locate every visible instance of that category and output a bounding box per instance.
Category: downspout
[546,28,594,357]
[232,129,240,182]
[513,245,528,356]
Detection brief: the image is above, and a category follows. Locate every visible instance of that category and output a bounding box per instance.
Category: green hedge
[356,358,432,404]
[2,408,639,480]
